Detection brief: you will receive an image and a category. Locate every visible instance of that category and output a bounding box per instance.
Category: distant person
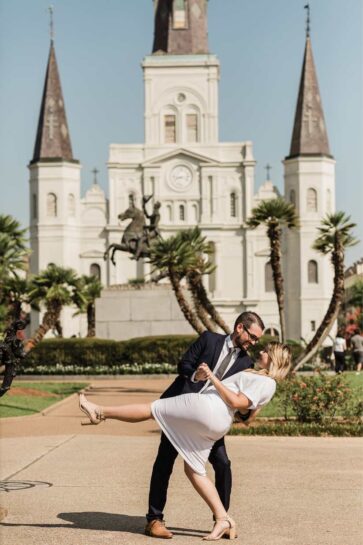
[321,334,334,370]
[333,330,347,374]
[350,328,363,375]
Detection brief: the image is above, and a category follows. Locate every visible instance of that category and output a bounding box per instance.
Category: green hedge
[21,335,197,371]
[230,421,363,437]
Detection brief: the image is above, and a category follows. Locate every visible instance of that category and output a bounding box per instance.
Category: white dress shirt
[191,335,240,392]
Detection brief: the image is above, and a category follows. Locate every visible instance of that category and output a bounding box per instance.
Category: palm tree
[0,276,30,325]
[294,212,358,370]
[25,264,86,351]
[247,197,299,342]
[75,274,103,337]
[179,228,231,334]
[149,234,205,334]
[0,215,29,282]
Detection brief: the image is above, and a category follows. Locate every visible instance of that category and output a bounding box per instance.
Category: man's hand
[194,362,213,381]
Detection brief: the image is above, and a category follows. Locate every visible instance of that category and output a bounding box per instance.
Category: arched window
[308,260,318,284]
[32,194,37,219]
[290,189,296,206]
[179,204,185,221]
[68,193,76,216]
[230,192,237,217]
[90,263,101,280]
[186,113,198,143]
[164,114,176,143]
[46,193,57,217]
[128,193,135,207]
[166,204,173,222]
[307,188,317,212]
[264,327,279,338]
[208,176,213,217]
[208,242,216,294]
[192,204,198,222]
[173,0,187,28]
[265,261,274,292]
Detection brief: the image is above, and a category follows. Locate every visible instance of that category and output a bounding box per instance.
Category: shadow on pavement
[0,511,209,537]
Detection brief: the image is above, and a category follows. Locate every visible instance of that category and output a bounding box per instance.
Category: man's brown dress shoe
[145,519,173,539]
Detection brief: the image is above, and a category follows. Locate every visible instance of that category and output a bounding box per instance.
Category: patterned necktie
[214,347,237,380]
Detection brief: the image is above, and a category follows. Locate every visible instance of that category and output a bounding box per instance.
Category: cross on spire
[92,168,99,185]
[265,163,272,181]
[304,4,310,37]
[48,5,54,43]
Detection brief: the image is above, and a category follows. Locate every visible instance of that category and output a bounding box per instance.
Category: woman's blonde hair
[248,341,292,382]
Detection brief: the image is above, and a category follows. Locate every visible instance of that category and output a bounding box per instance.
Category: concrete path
[1,378,362,545]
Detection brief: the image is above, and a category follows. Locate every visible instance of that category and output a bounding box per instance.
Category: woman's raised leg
[183,462,237,540]
[79,393,153,425]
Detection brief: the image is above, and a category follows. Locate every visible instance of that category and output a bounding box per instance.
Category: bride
[79,342,292,541]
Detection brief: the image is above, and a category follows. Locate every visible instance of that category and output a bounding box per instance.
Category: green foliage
[230,421,363,437]
[19,363,177,376]
[313,212,358,255]
[248,335,304,362]
[246,197,299,230]
[275,372,362,423]
[28,264,86,311]
[128,278,145,286]
[21,335,197,372]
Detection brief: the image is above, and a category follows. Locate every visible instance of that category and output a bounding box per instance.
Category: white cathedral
[29,0,335,341]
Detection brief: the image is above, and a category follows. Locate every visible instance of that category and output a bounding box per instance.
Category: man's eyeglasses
[243,324,260,344]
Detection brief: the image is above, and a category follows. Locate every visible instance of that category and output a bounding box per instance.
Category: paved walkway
[1,378,362,545]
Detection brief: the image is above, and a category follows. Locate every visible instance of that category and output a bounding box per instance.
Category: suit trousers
[146,432,232,521]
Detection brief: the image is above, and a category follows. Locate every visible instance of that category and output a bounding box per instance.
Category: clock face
[169,165,193,191]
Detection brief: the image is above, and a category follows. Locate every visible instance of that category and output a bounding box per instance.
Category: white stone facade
[29,44,335,341]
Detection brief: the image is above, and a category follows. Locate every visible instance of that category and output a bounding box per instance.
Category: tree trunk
[294,242,345,371]
[24,307,60,353]
[186,275,218,332]
[187,271,231,334]
[87,303,96,337]
[268,225,286,342]
[168,270,205,335]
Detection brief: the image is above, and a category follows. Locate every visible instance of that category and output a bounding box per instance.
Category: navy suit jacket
[161,331,254,399]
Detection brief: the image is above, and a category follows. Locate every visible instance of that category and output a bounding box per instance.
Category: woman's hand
[196,363,214,381]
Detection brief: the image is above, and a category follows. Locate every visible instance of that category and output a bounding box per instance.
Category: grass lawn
[0,381,89,418]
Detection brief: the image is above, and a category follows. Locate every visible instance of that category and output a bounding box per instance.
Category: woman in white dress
[79,342,292,540]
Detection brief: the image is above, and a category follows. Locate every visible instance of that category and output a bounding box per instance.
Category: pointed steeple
[287,34,331,159]
[31,42,76,163]
[152,0,209,55]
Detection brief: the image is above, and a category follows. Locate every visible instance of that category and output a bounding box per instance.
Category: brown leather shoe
[145,519,173,539]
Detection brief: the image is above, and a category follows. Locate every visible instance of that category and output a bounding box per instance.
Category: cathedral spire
[152,0,209,55]
[287,8,331,159]
[31,33,75,163]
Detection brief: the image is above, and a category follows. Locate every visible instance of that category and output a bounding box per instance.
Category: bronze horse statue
[104,199,161,265]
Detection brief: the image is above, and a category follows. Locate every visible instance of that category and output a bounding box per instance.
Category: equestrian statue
[103,195,161,265]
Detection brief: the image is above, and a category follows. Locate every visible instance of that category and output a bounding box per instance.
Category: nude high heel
[202,515,237,541]
[79,393,105,425]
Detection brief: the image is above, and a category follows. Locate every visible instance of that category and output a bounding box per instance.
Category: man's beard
[235,337,250,351]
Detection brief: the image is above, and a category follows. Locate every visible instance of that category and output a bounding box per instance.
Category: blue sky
[0,0,362,265]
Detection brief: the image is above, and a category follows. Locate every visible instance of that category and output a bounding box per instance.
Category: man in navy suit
[145,311,265,538]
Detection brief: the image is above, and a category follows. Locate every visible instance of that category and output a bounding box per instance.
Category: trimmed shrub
[20,335,197,372]
[230,421,363,437]
[121,335,197,365]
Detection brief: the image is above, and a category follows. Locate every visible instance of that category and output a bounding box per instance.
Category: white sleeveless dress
[151,371,276,476]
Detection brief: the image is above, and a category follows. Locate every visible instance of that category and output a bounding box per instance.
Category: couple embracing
[80,311,292,541]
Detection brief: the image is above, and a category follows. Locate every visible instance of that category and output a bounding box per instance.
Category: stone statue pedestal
[95,283,195,340]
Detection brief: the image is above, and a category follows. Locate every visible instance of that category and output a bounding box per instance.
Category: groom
[145,311,265,538]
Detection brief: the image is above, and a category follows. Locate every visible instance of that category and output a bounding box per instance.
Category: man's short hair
[233,311,265,333]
